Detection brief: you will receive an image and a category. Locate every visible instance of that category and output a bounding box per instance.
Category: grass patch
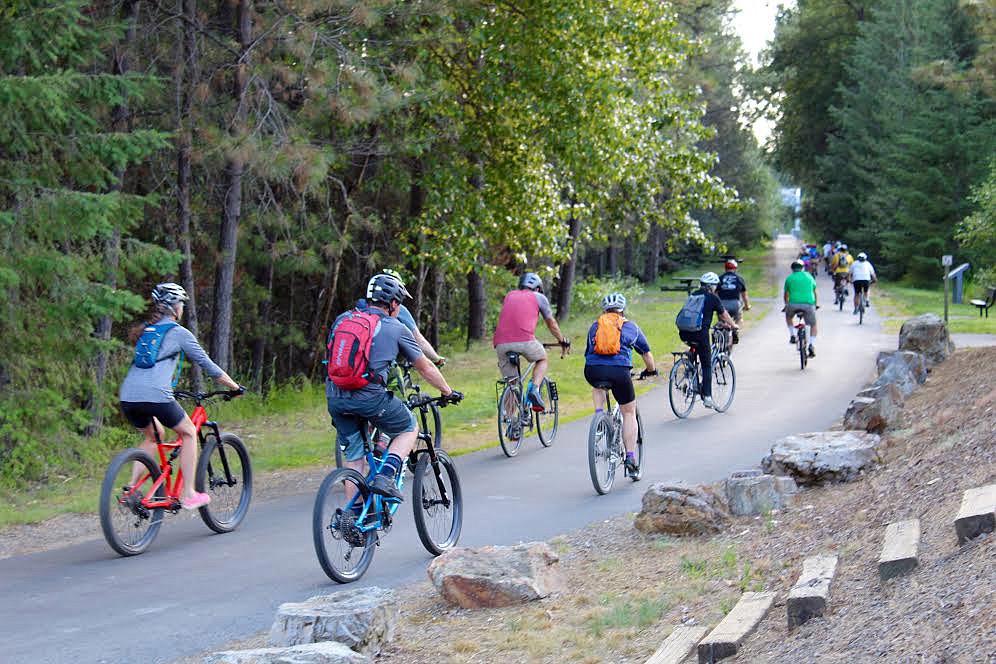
[587,596,669,637]
[876,283,996,334]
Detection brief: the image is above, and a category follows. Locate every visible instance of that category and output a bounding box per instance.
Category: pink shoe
[181,492,211,510]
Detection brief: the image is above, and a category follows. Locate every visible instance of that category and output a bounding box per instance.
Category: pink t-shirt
[493,289,552,346]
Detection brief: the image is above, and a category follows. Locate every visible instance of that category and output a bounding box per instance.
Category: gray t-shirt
[119,319,224,403]
[326,306,423,396]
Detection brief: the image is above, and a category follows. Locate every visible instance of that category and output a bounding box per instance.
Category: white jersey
[850,260,876,282]
[823,243,832,258]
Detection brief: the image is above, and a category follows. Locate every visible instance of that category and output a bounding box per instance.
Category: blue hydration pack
[675,294,706,332]
[133,322,179,369]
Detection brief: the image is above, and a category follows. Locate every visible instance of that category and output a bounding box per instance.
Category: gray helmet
[518,272,543,292]
[791,259,805,271]
[367,274,411,305]
[151,282,189,307]
[601,293,626,312]
[700,271,720,286]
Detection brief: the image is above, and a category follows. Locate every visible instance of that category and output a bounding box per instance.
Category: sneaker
[527,385,546,412]
[808,345,816,358]
[789,335,797,345]
[853,307,858,315]
[702,396,716,409]
[180,491,211,510]
[370,473,403,501]
[624,456,640,477]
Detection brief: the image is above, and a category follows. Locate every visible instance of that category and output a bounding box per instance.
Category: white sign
[942,255,953,267]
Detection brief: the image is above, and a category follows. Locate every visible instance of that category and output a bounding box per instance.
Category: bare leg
[386,429,419,460]
[130,420,164,486]
[619,402,638,454]
[173,415,200,502]
[592,388,607,411]
[531,358,549,386]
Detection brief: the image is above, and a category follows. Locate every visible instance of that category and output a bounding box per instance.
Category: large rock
[427,542,566,609]
[634,484,731,535]
[873,350,927,397]
[856,382,905,408]
[269,588,396,656]
[761,431,883,486]
[843,393,901,434]
[724,471,798,516]
[899,313,954,366]
[206,642,370,664]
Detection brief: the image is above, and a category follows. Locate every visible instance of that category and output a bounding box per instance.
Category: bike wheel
[99,448,165,556]
[497,383,524,457]
[312,468,376,583]
[858,299,864,325]
[425,402,443,449]
[798,333,808,370]
[838,292,844,311]
[711,355,736,413]
[587,411,615,495]
[196,432,252,533]
[535,378,559,447]
[631,410,645,481]
[412,450,463,555]
[668,359,696,419]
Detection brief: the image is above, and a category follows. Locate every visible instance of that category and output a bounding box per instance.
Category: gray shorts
[720,299,742,322]
[495,340,547,378]
[326,384,416,462]
[785,303,817,326]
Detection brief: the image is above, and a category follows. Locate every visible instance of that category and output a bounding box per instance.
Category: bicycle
[313,393,463,583]
[334,359,442,468]
[855,283,870,325]
[587,372,648,495]
[667,329,736,419]
[791,311,810,370]
[833,278,848,311]
[99,389,251,556]
[495,342,565,457]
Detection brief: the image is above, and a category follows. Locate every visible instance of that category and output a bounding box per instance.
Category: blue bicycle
[312,393,462,583]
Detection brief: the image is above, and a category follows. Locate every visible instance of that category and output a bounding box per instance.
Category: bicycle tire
[196,432,252,533]
[587,411,615,495]
[535,378,559,447]
[630,410,645,482]
[412,450,463,555]
[711,355,736,413]
[99,448,165,556]
[426,402,443,449]
[838,292,844,311]
[858,298,864,325]
[497,383,524,457]
[312,468,376,583]
[798,331,808,370]
[668,359,696,419]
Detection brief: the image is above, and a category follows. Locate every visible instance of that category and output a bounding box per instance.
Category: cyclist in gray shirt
[119,283,242,510]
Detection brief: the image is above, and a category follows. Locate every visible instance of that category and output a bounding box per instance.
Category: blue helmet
[518,272,543,292]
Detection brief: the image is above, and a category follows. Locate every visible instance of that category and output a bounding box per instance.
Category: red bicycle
[99,389,252,556]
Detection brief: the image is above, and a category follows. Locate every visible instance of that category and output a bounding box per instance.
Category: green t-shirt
[784,271,817,305]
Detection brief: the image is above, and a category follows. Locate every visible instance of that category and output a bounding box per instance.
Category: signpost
[942,255,953,323]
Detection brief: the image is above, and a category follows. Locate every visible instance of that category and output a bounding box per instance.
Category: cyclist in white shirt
[849,252,877,314]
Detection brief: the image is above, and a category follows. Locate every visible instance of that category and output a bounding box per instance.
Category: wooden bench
[970,286,995,318]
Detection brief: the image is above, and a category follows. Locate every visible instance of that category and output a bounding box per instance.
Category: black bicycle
[495,342,565,457]
[833,278,848,311]
[587,372,648,495]
[667,328,736,418]
[313,393,463,583]
[792,311,809,370]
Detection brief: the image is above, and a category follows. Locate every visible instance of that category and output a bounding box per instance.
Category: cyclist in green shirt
[784,259,818,357]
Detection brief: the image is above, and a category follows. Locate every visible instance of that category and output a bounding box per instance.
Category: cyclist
[717,260,750,343]
[822,240,833,272]
[326,274,460,501]
[583,293,658,475]
[119,283,243,510]
[849,252,877,314]
[831,244,853,297]
[784,260,818,357]
[357,269,446,367]
[493,272,569,412]
[676,273,738,409]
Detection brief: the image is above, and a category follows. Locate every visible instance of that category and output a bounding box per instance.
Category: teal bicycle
[495,342,566,457]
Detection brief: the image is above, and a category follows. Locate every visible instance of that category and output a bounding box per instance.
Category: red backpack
[326,309,384,389]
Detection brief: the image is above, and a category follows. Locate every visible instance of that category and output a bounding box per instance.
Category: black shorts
[120,401,186,429]
[853,280,870,294]
[583,364,635,406]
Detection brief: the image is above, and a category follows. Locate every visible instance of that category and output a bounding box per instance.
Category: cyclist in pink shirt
[493,272,569,410]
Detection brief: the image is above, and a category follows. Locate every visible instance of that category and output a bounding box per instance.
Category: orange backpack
[594,312,625,355]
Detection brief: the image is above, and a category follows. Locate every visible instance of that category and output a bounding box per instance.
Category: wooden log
[697,592,775,663]
[954,484,996,544]
[878,519,920,581]
[645,625,708,664]
[787,555,837,628]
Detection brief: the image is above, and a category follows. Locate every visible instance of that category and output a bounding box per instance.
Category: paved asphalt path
[0,237,894,664]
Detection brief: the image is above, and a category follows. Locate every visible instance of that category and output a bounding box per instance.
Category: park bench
[969,286,995,318]
[661,276,696,295]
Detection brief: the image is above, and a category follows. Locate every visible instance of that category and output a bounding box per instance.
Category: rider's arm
[413,355,452,396]
[536,293,567,344]
[740,277,750,310]
[412,327,445,365]
[177,328,240,389]
[544,316,567,344]
[640,351,657,374]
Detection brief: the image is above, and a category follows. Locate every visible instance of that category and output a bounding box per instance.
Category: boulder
[269,588,396,656]
[855,382,905,408]
[898,313,954,366]
[205,642,370,664]
[724,472,798,516]
[427,542,566,609]
[843,393,901,434]
[873,350,927,397]
[634,483,731,535]
[761,431,883,486]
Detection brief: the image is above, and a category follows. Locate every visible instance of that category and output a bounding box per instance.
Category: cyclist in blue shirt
[583,293,658,475]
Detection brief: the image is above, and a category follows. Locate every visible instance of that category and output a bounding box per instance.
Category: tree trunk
[643,221,662,283]
[623,234,634,277]
[466,267,486,346]
[430,267,443,349]
[607,241,618,275]
[251,245,274,389]
[210,0,252,370]
[555,207,581,321]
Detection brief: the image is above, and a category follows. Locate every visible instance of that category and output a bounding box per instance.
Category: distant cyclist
[675,273,738,409]
[357,269,446,367]
[583,293,658,475]
[119,283,243,510]
[493,272,569,411]
[717,260,750,344]
[784,260,818,357]
[822,240,833,271]
[849,252,877,314]
[831,244,853,295]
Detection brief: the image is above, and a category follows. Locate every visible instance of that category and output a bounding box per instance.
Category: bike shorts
[785,303,817,326]
[720,299,743,322]
[853,280,870,295]
[495,340,546,379]
[326,384,416,462]
[583,364,635,406]
[833,273,848,288]
[120,400,186,430]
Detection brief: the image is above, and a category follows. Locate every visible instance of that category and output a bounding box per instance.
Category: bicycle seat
[505,352,520,363]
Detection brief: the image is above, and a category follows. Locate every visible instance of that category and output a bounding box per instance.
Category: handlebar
[174,387,246,403]
[407,392,464,409]
[542,340,571,358]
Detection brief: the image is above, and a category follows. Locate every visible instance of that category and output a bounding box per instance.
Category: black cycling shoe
[624,456,640,477]
[789,335,797,345]
[370,473,404,501]
[808,345,816,358]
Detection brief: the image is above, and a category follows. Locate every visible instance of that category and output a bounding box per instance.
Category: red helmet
[725,259,738,270]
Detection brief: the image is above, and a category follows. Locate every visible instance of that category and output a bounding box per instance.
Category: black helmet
[518,272,543,292]
[791,260,805,271]
[367,274,411,305]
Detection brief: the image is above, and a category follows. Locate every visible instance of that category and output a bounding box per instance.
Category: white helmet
[601,293,626,312]
[151,282,189,307]
[700,272,720,286]
[857,252,867,261]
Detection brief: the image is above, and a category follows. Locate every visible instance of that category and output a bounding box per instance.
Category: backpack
[675,294,707,332]
[326,309,384,389]
[133,322,179,369]
[593,312,625,355]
